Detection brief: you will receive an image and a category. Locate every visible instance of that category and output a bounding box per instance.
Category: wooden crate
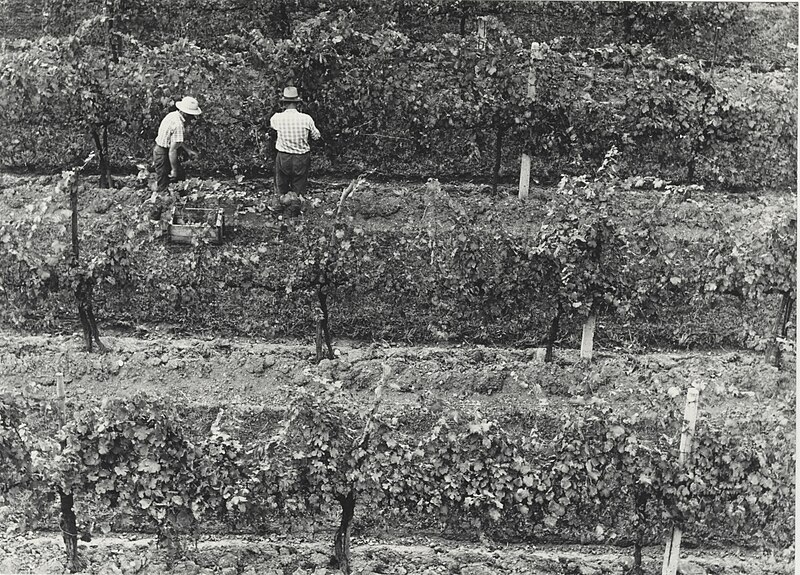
[168,207,225,245]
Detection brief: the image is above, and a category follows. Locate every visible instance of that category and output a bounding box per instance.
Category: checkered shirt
[270,109,321,154]
[154,110,185,148]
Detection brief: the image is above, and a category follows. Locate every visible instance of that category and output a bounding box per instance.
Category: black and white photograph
[0,1,796,574]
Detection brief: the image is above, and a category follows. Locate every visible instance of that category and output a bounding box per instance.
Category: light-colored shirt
[155,110,185,148]
[270,108,321,154]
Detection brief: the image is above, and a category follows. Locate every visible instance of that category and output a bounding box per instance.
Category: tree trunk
[334,491,356,575]
[631,490,648,574]
[59,490,80,572]
[316,285,335,362]
[102,125,110,185]
[69,176,105,352]
[77,295,93,351]
[76,277,107,353]
[492,121,505,194]
[632,543,643,574]
[580,229,603,362]
[91,128,111,189]
[545,302,561,363]
[459,11,467,35]
[765,292,793,367]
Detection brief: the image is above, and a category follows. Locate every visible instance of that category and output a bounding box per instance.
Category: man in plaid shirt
[153,96,202,194]
[269,87,321,198]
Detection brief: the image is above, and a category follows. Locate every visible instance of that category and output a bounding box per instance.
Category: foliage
[48,395,250,544]
[24,1,791,72]
[0,387,794,554]
[252,378,382,519]
[0,172,794,350]
[701,203,797,302]
[680,414,796,543]
[534,160,628,323]
[0,394,33,496]
[0,186,66,326]
[0,6,794,190]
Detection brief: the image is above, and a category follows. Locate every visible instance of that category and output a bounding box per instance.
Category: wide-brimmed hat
[175,96,202,115]
[280,86,303,103]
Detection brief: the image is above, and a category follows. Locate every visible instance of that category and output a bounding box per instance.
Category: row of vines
[10,1,795,71]
[0,8,796,189]
[0,161,795,360]
[0,378,794,573]
[18,0,780,66]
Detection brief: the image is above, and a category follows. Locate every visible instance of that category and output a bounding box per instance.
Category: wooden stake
[476,16,487,50]
[56,372,66,425]
[662,387,700,575]
[519,42,543,199]
[580,312,596,361]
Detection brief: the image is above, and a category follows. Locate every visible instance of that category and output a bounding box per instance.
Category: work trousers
[275,151,310,196]
[152,145,185,193]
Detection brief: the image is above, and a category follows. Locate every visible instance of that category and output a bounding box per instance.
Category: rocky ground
[0,531,794,575]
[0,331,794,419]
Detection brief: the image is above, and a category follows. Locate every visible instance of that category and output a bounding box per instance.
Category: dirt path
[0,331,793,421]
[0,530,793,575]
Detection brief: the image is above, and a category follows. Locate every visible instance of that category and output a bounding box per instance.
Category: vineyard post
[55,372,80,573]
[661,387,700,575]
[476,16,487,50]
[579,312,596,361]
[56,371,66,426]
[518,42,543,199]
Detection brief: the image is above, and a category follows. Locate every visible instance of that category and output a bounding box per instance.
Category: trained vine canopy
[0,384,794,566]
[0,171,794,353]
[0,4,795,189]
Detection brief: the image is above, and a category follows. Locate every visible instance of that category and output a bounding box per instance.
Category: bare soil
[0,331,794,423]
[0,530,793,575]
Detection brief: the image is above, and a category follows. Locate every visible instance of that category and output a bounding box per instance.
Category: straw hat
[175,96,202,115]
[280,86,303,103]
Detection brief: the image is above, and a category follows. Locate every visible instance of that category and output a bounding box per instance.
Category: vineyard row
[1,172,795,359]
[0,379,795,572]
[0,11,795,190]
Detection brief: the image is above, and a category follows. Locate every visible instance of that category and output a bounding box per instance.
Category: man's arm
[169,142,181,177]
[181,143,199,159]
[266,127,277,155]
[169,142,197,174]
[309,119,321,141]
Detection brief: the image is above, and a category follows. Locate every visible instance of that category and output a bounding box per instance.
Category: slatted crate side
[169,207,225,244]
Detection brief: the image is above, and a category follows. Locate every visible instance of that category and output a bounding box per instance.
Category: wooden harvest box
[168,207,225,245]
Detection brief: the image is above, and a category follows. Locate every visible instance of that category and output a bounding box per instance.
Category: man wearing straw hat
[269,86,321,199]
[152,96,202,195]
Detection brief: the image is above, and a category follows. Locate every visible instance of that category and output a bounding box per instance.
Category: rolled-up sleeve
[309,119,321,140]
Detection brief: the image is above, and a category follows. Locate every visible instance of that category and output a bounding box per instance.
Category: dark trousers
[152,145,184,193]
[275,151,310,196]
[153,145,171,193]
